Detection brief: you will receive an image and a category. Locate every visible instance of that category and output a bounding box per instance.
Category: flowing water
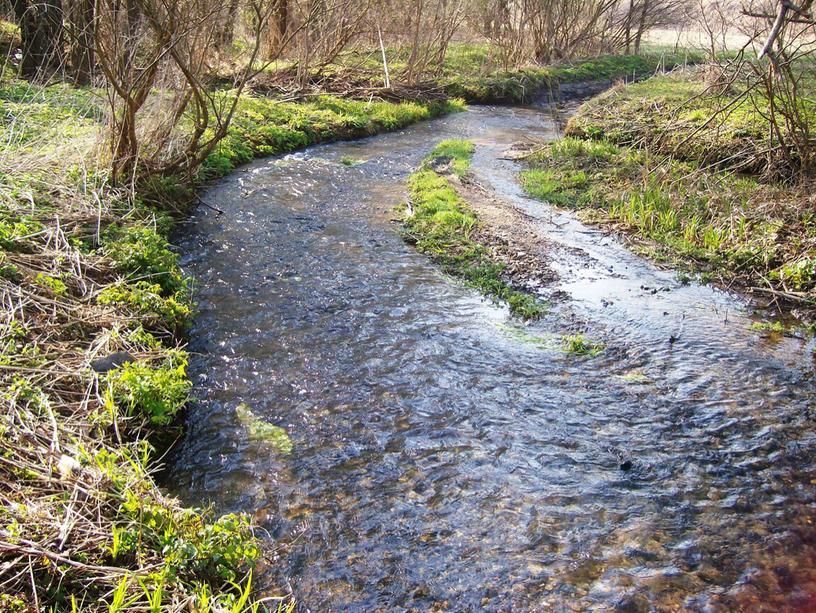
[170,105,816,611]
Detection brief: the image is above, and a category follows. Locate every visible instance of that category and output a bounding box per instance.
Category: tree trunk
[66,0,95,84]
[633,0,649,54]
[264,0,289,59]
[218,0,241,48]
[12,0,64,79]
[624,0,635,54]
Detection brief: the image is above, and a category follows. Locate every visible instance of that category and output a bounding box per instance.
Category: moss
[236,403,293,454]
[199,94,466,180]
[424,139,475,177]
[561,334,604,356]
[750,321,788,334]
[403,141,546,319]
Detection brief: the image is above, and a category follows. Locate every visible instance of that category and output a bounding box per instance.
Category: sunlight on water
[170,106,816,611]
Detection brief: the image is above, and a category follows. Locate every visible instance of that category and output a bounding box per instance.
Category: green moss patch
[236,403,293,454]
[201,94,465,180]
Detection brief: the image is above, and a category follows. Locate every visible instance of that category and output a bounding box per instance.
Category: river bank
[1,46,804,608]
[0,42,697,607]
[521,66,816,337]
[170,104,816,611]
[0,68,459,609]
[258,44,703,105]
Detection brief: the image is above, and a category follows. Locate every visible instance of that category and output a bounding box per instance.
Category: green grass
[403,140,546,319]
[520,135,816,299]
[200,94,465,180]
[424,139,475,176]
[566,66,816,179]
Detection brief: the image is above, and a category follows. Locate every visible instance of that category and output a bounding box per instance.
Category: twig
[196,196,224,215]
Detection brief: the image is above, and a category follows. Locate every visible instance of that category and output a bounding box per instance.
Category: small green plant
[0,218,43,251]
[772,257,815,291]
[104,225,184,295]
[0,253,21,282]
[34,272,68,296]
[106,351,191,425]
[98,281,191,332]
[562,334,603,356]
[340,155,360,166]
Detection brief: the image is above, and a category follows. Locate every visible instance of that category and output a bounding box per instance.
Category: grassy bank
[440,48,702,104]
[521,61,815,312]
[0,70,462,610]
[401,140,546,318]
[520,133,816,309]
[565,65,816,179]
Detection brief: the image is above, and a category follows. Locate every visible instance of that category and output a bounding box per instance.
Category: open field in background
[644,27,751,51]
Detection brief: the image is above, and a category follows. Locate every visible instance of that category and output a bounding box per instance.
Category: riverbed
[170,104,816,611]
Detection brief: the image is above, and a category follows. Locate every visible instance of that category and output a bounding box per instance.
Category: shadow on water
[169,105,816,611]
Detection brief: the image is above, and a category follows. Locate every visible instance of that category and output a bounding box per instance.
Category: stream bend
[170,106,816,611]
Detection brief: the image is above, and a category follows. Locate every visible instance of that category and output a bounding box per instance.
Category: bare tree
[94,0,278,184]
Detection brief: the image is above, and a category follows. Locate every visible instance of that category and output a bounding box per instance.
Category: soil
[446,172,559,296]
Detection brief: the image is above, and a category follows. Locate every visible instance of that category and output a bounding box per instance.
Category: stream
[169,104,816,611]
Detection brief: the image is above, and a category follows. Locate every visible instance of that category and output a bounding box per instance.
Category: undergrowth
[402,140,546,319]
